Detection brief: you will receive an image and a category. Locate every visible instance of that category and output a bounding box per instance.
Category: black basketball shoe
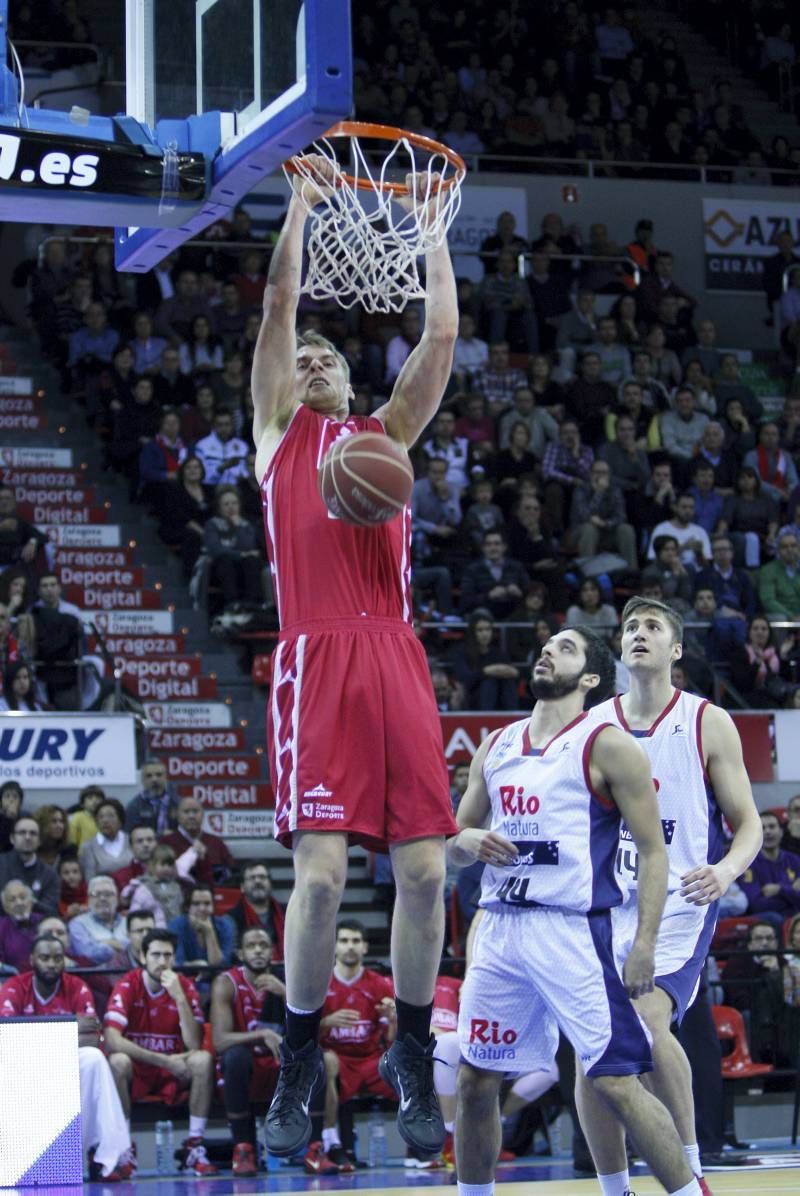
[378,1034,446,1154]
[265,1040,325,1157]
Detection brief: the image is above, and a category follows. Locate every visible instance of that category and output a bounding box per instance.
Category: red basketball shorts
[334,1051,397,1105]
[131,1061,188,1107]
[269,617,456,851]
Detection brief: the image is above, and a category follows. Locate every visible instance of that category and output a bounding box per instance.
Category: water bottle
[367,1108,387,1168]
[155,1119,174,1175]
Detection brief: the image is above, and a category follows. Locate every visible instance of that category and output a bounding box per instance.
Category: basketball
[317,432,414,526]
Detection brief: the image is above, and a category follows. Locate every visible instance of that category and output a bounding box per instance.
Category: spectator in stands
[411,457,463,569]
[454,394,495,451]
[421,409,471,492]
[697,420,739,494]
[497,385,558,458]
[459,530,529,620]
[724,466,779,567]
[763,230,800,324]
[647,491,711,570]
[124,910,156,968]
[782,794,800,856]
[739,811,800,929]
[541,418,594,534]
[125,760,179,834]
[490,420,538,490]
[385,308,423,386]
[506,493,562,588]
[695,534,757,621]
[527,352,565,420]
[178,315,224,381]
[474,341,526,415]
[153,345,195,407]
[479,211,529,275]
[688,460,726,536]
[686,587,745,666]
[714,354,762,424]
[721,920,793,1065]
[68,785,105,851]
[113,825,158,899]
[453,609,520,711]
[0,568,34,618]
[110,375,161,495]
[462,476,505,556]
[169,884,236,969]
[0,817,58,915]
[527,250,571,352]
[210,926,285,1176]
[556,288,598,367]
[0,935,133,1181]
[730,615,793,708]
[58,857,88,921]
[744,421,799,505]
[660,387,710,475]
[452,314,489,388]
[644,324,682,391]
[161,797,234,889]
[69,875,129,966]
[0,486,47,571]
[314,921,396,1173]
[104,929,218,1175]
[79,799,133,882]
[154,269,215,346]
[0,662,43,712]
[194,410,249,487]
[597,413,651,497]
[33,805,73,870]
[636,251,696,326]
[682,317,721,377]
[230,249,267,310]
[779,395,800,462]
[126,844,187,926]
[0,880,42,970]
[67,301,120,390]
[758,530,800,623]
[138,407,188,512]
[215,283,248,356]
[202,486,264,611]
[591,317,632,386]
[0,605,31,698]
[0,781,24,852]
[570,458,637,570]
[130,311,167,376]
[227,862,285,959]
[641,535,693,612]
[157,455,212,578]
[565,352,616,447]
[480,249,538,354]
[565,577,620,642]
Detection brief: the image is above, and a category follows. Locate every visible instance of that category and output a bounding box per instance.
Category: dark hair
[621,596,684,644]
[96,798,126,827]
[178,454,206,486]
[652,534,679,555]
[747,919,778,943]
[747,614,775,647]
[0,568,32,610]
[142,929,178,956]
[240,925,273,947]
[336,919,367,939]
[242,860,270,879]
[736,465,761,494]
[3,660,36,710]
[126,910,156,931]
[31,934,65,955]
[186,884,214,907]
[566,626,617,709]
[0,781,23,804]
[78,785,106,807]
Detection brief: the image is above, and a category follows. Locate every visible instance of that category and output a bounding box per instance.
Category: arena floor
[73,1145,800,1193]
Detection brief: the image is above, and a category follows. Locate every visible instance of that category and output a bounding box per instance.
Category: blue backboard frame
[115,0,352,271]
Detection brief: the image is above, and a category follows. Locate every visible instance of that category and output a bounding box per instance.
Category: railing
[10,38,103,74]
[512,251,640,287]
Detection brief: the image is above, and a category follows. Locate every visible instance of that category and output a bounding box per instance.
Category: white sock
[444,1121,454,1133]
[669,1181,701,1195]
[322,1128,341,1151]
[457,1184,494,1196]
[598,1170,630,1195]
[189,1116,206,1139]
[683,1142,701,1175]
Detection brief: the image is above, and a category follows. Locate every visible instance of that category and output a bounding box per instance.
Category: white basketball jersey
[590,689,726,895]
[479,712,625,914]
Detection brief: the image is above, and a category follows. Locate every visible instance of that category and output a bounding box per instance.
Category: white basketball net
[285,130,465,313]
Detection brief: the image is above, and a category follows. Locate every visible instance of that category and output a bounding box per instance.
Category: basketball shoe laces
[396,1043,440,1120]
[270,1053,319,1125]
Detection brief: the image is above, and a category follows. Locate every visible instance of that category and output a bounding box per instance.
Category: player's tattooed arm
[680,703,763,906]
[447,736,518,869]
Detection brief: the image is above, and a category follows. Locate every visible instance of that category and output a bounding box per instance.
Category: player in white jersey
[449,626,703,1196]
[578,597,763,1196]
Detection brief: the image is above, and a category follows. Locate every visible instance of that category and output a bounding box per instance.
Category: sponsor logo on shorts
[466,1019,518,1062]
[304,783,333,798]
[501,819,539,837]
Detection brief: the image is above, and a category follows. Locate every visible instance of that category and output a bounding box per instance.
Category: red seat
[213,887,240,915]
[711,915,760,953]
[251,653,273,686]
[711,1004,774,1079]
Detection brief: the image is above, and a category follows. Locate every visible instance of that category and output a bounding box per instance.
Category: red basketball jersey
[260,406,412,627]
[431,975,461,1034]
[320,967,394,1058]
[221,965,276,1058]
[0,971,96,1018]
[105,968,203,1054]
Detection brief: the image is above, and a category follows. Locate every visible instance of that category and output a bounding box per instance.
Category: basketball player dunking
[252,159,458,1158]
[450,626,704,1196]
[578,597,763,1196]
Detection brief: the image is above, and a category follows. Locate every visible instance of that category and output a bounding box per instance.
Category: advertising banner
[702,197,800,291]
[0,375,34,395]
[44,524,121,547]
[144,700,231,726]
[447,185,529,282]
[0,713,137,787]
[204,809,274,838]
[93,610,174,634]
[180,782,273,809]
[0,447,72,467]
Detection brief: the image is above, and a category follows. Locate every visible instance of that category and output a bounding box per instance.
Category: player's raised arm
[251,158,336,447]
[591,725,668,998]
[376,183,458,448]
[680,703,763,906]
[447,737,518,869]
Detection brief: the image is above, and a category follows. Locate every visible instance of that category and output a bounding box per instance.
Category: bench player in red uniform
[210,926,286,1176]
[253,159,459,1159]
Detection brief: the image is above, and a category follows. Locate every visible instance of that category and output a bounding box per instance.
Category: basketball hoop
[284,121,466,313]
